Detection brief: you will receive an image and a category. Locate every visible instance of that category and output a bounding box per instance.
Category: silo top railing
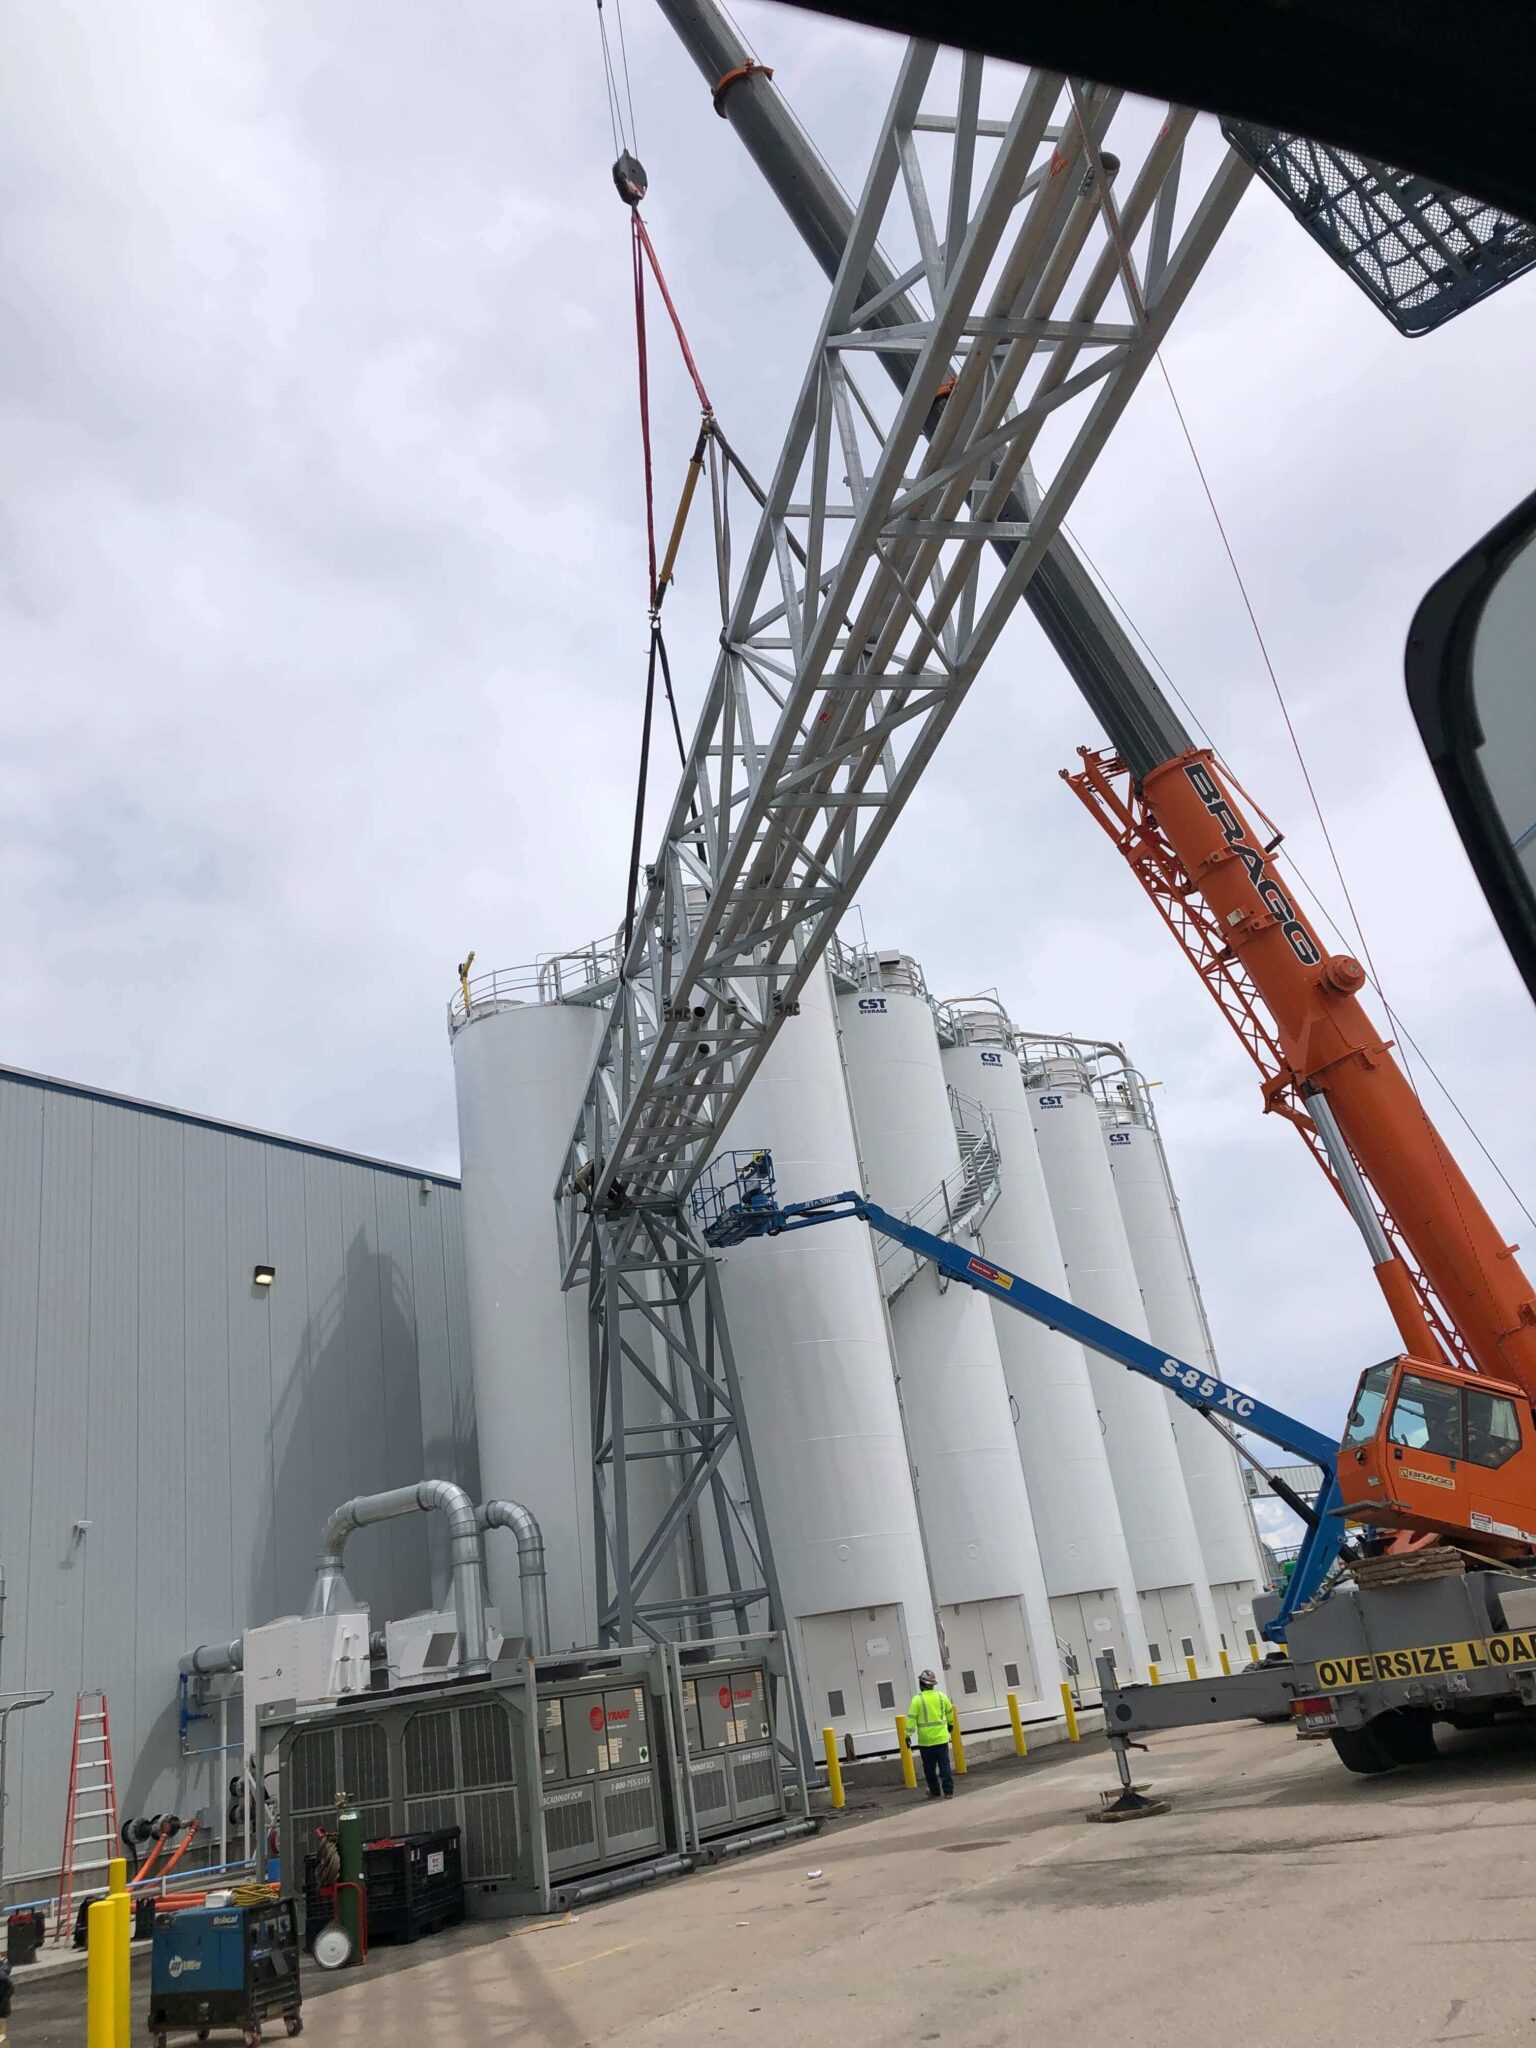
[447,935,625,1035]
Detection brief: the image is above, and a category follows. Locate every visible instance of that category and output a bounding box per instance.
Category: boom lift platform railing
[692,1147,1345,1640]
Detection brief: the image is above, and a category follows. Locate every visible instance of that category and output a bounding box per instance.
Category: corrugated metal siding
[0,1073,473,1887]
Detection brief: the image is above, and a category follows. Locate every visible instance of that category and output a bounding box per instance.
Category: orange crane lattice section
[1065,744,1473,1374]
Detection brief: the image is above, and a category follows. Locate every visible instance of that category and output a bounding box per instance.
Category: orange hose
[129,1818,179,1889]
[158,1821,199,1881]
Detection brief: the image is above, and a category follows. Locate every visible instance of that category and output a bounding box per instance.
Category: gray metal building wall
[0,1067,478,1890]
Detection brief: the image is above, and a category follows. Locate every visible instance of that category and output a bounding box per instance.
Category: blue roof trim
[0,1061,461,1188]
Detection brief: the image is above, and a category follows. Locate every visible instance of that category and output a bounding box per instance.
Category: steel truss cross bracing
[585,1202,783,1646]
[557,38,1249,1659]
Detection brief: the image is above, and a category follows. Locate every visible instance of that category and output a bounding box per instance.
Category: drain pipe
[310,1481,491,1678]
[477,1500,550,1655]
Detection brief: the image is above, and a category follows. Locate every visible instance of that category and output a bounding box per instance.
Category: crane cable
[1150,354,1526,1311]
[1067,93,1530,1276]
[598,5,719,958]
[596,0,638,161]
[1058,513,1536,1240]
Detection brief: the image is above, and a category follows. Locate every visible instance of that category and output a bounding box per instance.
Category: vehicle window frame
[1342,1362,1395,1448]
[1387,1371,1465,1461]
[1463,1386,1523,1471]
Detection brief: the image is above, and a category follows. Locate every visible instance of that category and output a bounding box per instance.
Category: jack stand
[1087,1734,1169,1823]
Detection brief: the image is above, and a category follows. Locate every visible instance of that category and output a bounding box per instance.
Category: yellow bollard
[87,1898,117,2048]
[1007,1691,1027,1757]
[1249,1640,1261,1663]
[951,1721,967,1775]
[108,1858,131,2048]
[1219,1649,1232,1677]
[821,1725,845,1810]
[1148,1663,1160,1684]
[895,1714,917,1791]
[1185,1654,1198,1682]
[1059,1681,1080,1743]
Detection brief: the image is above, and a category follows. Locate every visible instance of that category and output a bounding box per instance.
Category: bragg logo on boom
[1183,760,1322,968]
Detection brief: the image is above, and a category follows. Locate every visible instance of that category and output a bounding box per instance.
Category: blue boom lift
[692,1149,1345,1643]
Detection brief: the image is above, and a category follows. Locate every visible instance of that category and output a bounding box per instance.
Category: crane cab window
[1388,1373,1464,1459]
[1343,1362,1395,1447]
[1465,1388,1522,1469]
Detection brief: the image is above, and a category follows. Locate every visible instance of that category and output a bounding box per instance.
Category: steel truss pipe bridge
[552,22,1253,1657]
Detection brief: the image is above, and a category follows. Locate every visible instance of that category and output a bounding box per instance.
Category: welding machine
[148,1898,302,2046]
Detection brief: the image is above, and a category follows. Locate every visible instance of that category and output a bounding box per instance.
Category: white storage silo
[453,986,605,1650]
[942,1002,1146,1693]
[1025,1046,1221,1676]
[1102,1083,1269,1663]
[716,957,942,1751]
[452,968,684,1653]
[836,956,1060,1726]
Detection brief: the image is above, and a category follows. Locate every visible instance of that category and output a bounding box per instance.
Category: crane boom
[1112,745,1536,1396]
[693,1147,1343,1635]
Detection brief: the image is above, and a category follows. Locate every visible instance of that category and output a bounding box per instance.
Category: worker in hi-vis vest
[908,1670,957,1799]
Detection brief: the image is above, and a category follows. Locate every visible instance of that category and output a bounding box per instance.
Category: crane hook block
[613,151,648,207]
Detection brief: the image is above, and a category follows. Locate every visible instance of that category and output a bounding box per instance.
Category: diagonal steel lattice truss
[556,45,1251,1290]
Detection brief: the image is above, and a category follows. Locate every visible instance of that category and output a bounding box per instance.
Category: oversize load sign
[1315,1630,1536,1691]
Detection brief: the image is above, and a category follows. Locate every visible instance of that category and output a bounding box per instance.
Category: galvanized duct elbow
[477,1500,550,1655]
[310,1480,492,1678]
[179,1638,243,1679]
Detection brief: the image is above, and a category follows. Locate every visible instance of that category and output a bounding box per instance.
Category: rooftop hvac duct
[309,1480,491,1679]
[477,1500,551,1655]
[180,1638,244,1678]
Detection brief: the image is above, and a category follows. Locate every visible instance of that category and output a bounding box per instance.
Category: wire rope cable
[1058,517,1536,1241]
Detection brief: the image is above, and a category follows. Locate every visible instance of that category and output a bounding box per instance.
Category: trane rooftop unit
[675,1651,788,1839]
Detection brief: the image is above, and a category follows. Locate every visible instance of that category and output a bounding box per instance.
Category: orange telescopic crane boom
[1072,743,1536,1389]
[1071,743,1536,1555]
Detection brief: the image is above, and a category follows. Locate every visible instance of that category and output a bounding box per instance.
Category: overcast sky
[5,0,1536,1456]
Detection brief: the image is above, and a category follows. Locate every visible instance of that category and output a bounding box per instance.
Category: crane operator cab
[1337,1356,1536,1556]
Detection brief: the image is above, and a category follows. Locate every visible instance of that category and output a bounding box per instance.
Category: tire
[1330,1722,1398,1774]
[1376,1709,1439,1765]
[286,2019,305,2037]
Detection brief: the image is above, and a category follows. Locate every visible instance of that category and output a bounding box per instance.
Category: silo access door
[801,1606,909,1741]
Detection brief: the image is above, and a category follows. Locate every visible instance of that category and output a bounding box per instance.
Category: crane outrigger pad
[1088,1786,1170,1823]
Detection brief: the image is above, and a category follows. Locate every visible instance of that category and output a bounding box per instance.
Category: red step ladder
[53,1692,120,1942]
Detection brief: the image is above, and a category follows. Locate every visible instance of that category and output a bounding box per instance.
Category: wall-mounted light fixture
[252,1264,276,1289]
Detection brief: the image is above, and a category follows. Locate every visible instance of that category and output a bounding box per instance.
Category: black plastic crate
[304,1828,463,1950]
[362,1829,464,1943]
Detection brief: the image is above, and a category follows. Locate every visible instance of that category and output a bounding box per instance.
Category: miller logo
[1183,761,1321,967]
